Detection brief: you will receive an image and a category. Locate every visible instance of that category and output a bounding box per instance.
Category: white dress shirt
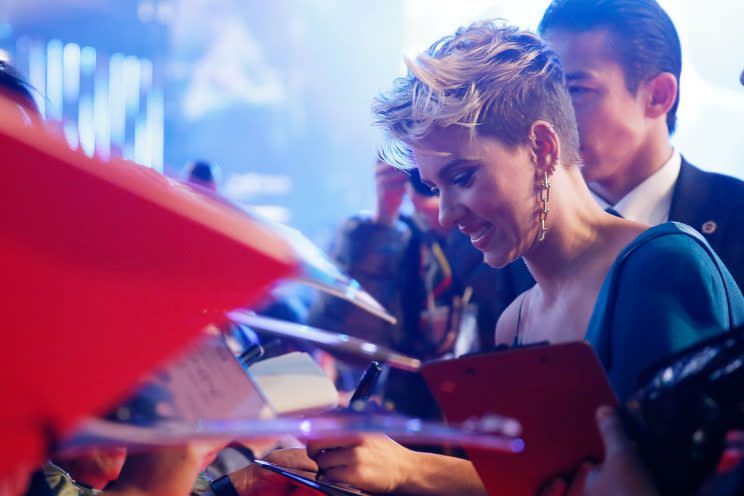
[591,150,682,225]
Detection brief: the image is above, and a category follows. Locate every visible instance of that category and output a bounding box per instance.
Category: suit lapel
[668,158,723,250]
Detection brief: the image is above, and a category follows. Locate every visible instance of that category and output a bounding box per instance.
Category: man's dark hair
[0,60,39,114]
[538,0,681,134]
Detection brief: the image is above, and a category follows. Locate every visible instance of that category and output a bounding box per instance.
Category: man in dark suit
[669,160,744,290]
[506,0,744,294]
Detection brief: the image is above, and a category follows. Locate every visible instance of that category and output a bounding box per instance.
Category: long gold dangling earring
[530,131,550,242]
[537,170,550,242]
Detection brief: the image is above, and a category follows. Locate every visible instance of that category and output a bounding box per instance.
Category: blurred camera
[622,326,744,495]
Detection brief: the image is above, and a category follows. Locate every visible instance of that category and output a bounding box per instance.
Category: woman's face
[413,129,540,268]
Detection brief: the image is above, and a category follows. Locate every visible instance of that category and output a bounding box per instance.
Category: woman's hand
[540,407,658,496]
[305,434,414,494]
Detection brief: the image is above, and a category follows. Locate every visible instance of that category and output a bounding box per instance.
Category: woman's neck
[522,167,609,300]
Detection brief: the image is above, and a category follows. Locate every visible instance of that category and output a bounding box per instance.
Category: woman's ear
[644,72,677,120]
[528,120,560,176]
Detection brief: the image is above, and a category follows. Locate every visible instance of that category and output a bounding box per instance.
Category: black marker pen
[348,361,382,409]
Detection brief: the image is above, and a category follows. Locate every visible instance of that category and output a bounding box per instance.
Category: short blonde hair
[373,21,580,169]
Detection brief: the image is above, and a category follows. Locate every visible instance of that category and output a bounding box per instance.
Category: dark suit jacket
[669,158,744,292]
[504,157,744,320]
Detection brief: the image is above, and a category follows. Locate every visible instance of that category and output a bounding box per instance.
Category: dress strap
[512,292,528,348]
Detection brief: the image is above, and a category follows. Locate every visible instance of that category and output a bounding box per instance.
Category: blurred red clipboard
[422,341,618,496]
[0,101,298,475]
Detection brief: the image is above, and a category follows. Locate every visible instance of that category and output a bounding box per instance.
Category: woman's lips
[470,225,493,251]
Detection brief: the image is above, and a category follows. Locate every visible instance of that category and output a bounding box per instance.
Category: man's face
[543,29,649,184]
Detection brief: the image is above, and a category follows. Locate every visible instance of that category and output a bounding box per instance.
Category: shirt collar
[591,150,681,224]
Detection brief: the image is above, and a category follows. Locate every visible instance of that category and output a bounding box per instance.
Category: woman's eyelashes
[451,169,475,188]
[425,168,475,196]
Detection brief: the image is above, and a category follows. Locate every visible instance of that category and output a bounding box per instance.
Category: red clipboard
[422,341,618,496]
[0,102,297,476]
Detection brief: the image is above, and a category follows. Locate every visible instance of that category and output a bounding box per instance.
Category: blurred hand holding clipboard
[422,341,618,496]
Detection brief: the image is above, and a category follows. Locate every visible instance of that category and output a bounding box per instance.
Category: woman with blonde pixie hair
[300,21,743,495]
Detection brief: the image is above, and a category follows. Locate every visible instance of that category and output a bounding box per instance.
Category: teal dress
[585,222,744,401]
